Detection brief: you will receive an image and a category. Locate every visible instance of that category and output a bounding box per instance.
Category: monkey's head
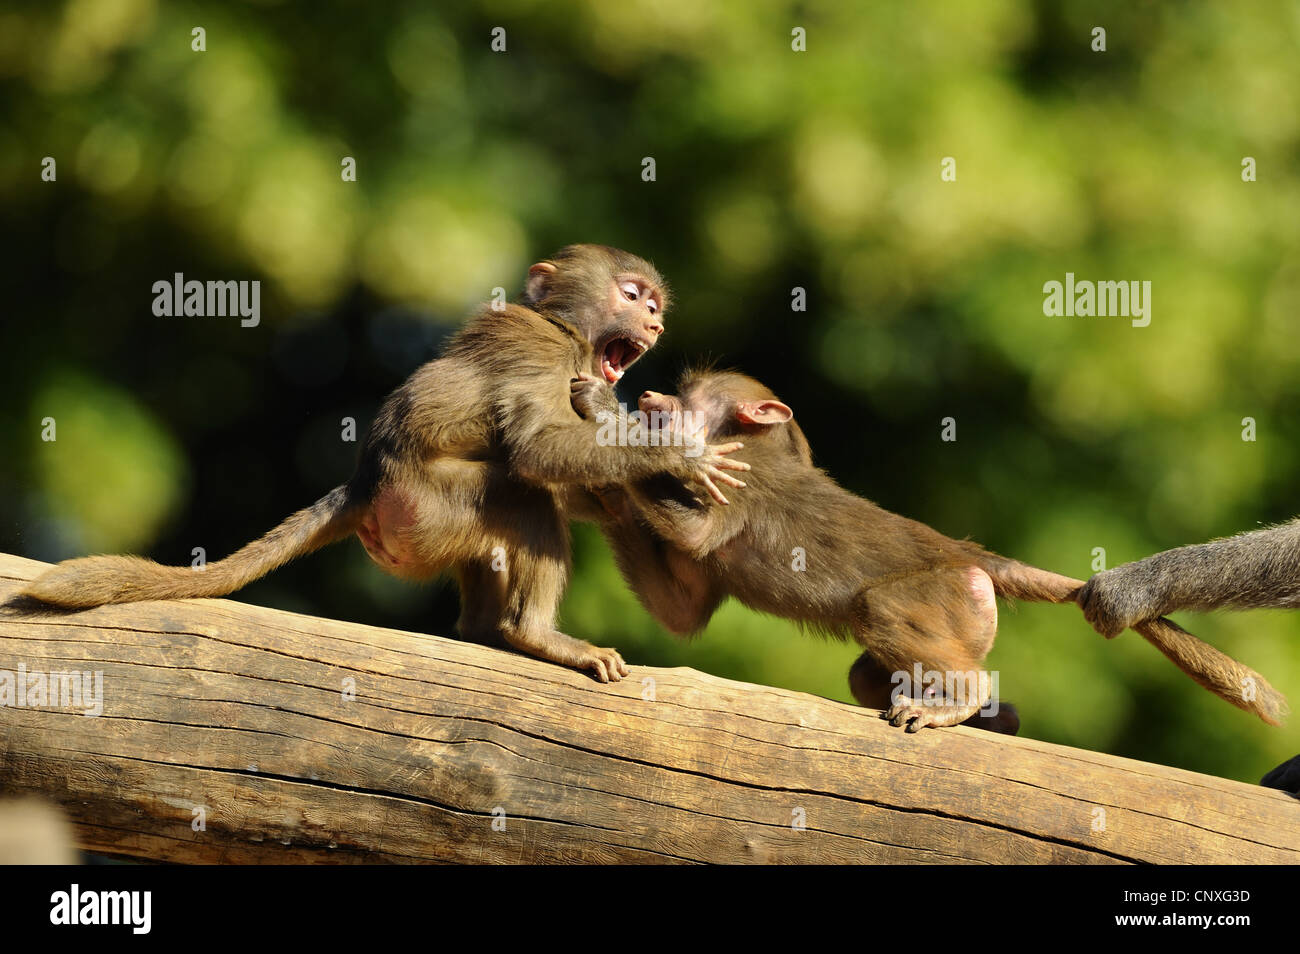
[639,370,814,467]
[524,244,670,385]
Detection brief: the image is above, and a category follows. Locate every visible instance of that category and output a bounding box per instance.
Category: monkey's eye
[646,298,659,315]
[620,282,640,302]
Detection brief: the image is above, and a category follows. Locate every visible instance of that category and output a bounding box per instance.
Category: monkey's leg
[600,506,723,636]
[454,559,511,651]
[854,566,1000,732]
[848,653,1019,735]
[364,459,628,681]
[478,473,629,683]
[358,465,487,581]
[497,524,629,683]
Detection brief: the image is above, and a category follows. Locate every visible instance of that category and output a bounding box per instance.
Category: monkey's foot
[507,630,630,684]
[575,644,629,684]
[885,697,984,733]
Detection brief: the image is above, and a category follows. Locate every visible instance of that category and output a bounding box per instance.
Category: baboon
[570,370,1287,727]
[22,246,750,683]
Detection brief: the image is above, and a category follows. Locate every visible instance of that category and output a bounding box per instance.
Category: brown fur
[21,245,746,684]
[572,370,1287,727]
[1080,519,1300,635]
[21,486,358,607]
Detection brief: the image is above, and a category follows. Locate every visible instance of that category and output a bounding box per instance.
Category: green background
[3,0,1299,783]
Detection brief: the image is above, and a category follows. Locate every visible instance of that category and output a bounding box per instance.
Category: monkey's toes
[886,698,980,731]
[885,699,931,732]
[585,648,627,683]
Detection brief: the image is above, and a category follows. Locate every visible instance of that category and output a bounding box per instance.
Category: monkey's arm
[628,440,798,560]
[1079,519,1300,637]
[490,323,747,502]
[598,501,724,636]
[508,399,747,504]
[630,490,742,559]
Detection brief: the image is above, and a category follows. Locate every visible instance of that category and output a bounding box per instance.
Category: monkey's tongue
[601,341,630,383]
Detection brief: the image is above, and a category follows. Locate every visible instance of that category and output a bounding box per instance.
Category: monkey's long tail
[19,485,362,609]
[982,556,1289,726]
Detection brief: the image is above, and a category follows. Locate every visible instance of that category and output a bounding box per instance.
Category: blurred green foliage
[3,0,1299,783]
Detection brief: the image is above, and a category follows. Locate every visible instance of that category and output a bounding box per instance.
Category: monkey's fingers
[707,441,748,462]
[888,705,934,732]
[708,467,747,490]
[887,706,923,731]
[585,646,627,683]
[697,473,731,506]
[886,696,979,731]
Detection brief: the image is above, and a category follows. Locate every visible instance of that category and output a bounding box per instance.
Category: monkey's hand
[570,371,620,421]
[683,427,750,506]
[576,644,630,684]
[1078,566,1171,639]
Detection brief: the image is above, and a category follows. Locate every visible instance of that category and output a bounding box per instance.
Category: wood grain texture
[1,551,1296,864]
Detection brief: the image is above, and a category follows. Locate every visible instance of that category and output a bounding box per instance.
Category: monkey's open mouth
[601,337,649,384]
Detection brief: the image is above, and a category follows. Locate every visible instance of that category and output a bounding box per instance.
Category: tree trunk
[1,552,1296,864]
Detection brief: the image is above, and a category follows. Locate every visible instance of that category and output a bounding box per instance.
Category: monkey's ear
[525,262,558,303]
[736,400,793,425]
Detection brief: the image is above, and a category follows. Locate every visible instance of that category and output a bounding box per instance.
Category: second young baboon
[1079,519,1300,636]
[571,370,1288,728]
[21,246,750,683]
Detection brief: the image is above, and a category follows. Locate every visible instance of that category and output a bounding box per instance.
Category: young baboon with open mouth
[21,246,750,683]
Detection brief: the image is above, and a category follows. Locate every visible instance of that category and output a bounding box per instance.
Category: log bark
[0,552,1296,864]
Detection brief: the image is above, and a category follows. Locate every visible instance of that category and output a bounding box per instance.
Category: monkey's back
[710,457,990,633]
[357,303,591,494]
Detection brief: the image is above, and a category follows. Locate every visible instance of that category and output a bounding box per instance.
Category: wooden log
[0,551,1296,864]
